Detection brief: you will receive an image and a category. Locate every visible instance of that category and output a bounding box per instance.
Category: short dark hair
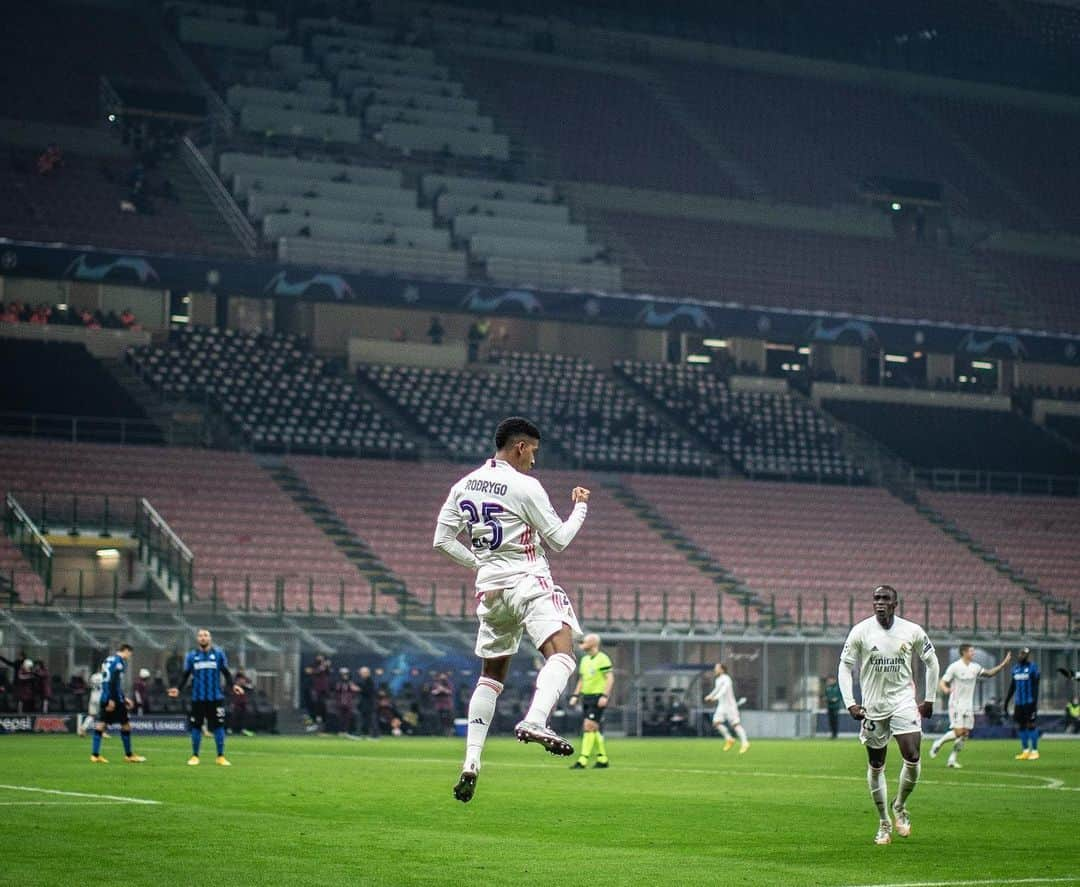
[119,643,133,652]
[959,643,974,655]
[495,416,540,450]
[873,584,898,602]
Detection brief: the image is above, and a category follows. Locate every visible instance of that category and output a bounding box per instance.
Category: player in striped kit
[839,585,939,846]
[168,629,244,766]
[930,645,1011,768]
[434,417,590,803]
[90,643,146,764]
[1004,647,1041,760]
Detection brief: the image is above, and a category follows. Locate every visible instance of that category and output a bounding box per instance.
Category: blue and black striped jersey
[183,646,230,702]
[1010,661,1040,706]
[99,653,126,705]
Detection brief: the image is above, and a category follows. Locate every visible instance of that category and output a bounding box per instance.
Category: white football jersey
[706,674,737,709]
[434,458,587,594]
[840,615,938,719]
[942,659,985,712]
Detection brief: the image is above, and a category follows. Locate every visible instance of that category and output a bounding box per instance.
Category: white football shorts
[474,574,581,659]
[948,707,976,730]
[712,705,741,727]
[859,704,923,748]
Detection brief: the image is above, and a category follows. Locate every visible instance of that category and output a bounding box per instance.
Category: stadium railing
[134,498,194,604]
[2,573,1074,640]
[11,490,136,539]
[915,468,1080,497]
[3,494,52,594]
[0,411,183,446]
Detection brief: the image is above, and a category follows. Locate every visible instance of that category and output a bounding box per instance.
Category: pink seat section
[286,456,735,626]
[623,474,1036,634]
[0,437,368,613]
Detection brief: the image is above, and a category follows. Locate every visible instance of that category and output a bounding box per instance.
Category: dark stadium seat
[821,400,1080,476]
[615,361,864,483]
[0,338,158,442]
[453,55,739,196]
[130,326,414,458]
[359,350,714,474]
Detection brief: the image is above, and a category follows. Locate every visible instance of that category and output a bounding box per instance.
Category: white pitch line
[840,878,1078,887]
[0,800,138,806]
[0,784,161,805]
[238,751,1079,792]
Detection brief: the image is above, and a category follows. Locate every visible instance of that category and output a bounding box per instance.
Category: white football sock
[896,758,920,807]
[868,765,889,821]
[715,722,733,740]
[734,724,749,746]
[953,737,965,755]
[524,652,575,726]
[464,676,503,772]
[933,729,956,751]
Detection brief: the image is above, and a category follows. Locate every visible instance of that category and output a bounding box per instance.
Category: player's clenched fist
[572,486,590,503]
[167,687,179,698]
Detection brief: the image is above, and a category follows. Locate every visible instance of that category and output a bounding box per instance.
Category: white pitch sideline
[840,877,1078,887]
[0,784,161,805]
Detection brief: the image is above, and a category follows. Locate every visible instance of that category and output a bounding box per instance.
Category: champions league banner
[0,713,187,734]
[3,239,1078,366]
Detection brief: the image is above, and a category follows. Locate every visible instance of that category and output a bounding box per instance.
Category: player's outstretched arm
[983,651,1012,679]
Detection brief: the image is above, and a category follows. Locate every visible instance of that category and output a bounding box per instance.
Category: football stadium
[1,0,1078,884]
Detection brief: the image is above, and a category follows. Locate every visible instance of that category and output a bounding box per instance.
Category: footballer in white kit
[704,663,749,752]
[839,585,939,846]
[930,645,1011,767]
[433,417,590,804]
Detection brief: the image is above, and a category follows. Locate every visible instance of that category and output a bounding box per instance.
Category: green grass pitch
[1,734,1077,886]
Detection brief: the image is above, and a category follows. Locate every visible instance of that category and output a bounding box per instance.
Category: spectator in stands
[333,667,359,736]
[304,654,331,732]
[427,316,445,345]
[133,667,150,715]
[356,665,378,739]
[36,143,63,176]
[377,689,403,736]
[229,669,254,736]
[430,672,455,736]
[15,658,36,713]
[69,671,88,713]
[34,660,51,712]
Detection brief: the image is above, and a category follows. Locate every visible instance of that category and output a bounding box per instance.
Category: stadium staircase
[795,388,917,499]
[262,460,410,601]
[102,358,210,448]
[602,477,782,630]
[349,372,452,462]
[911,497,1072,624]
[160,153,255,258]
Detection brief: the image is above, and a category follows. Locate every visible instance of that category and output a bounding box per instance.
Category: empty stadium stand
[0,338,159,443]
[0,150,214,256]
[359,350,714,474]
[821,399,1080,476]
[922,491,1080,604]
[0,437,369,612]
[129,325,414,458]
[615,361,864,483]
[287,456,738,625]
[601,213,1003,325]
[622,474,1048,633]
[454,54,739,196]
